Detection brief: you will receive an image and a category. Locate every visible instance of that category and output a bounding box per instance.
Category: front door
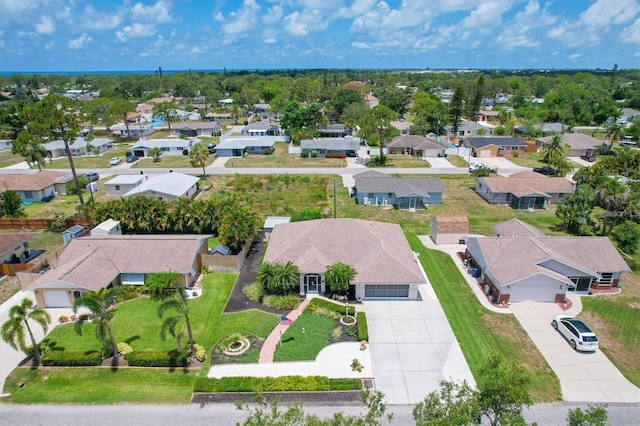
[528,198,536,209]
[305,275,319,294]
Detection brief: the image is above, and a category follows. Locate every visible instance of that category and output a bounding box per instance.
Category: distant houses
[130,138,200,157]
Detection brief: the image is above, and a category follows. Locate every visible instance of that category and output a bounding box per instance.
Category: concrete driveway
[427,157,456,168]
[510,301,640,403]
[476,157,527,176]
[362,286,475,405]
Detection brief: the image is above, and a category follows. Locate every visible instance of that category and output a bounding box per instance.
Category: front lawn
[225,142,346,168]
[368,154,431,168]
[44,145,132,170]
[0,150,25,168]
[273,314,337,362]
[407,233,561,403]
[132,155,194,169]
[505,152,545,168]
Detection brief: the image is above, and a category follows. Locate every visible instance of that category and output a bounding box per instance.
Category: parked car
[84,171,99,182]
[41,194,55,202]
[207,143,217,154]
[580,154,595,162]
[532,166,557,176]
[109,157,122,165]
[551,314,599,352]
[126,155,139,163]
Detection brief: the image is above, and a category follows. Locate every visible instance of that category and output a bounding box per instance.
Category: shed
[209,244,231,256]
[263,216,291,231]
[62,225,86,244]
[431,215,469,245]
[91,219,122,236]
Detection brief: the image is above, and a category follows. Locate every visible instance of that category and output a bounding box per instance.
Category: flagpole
[279,325,282,348]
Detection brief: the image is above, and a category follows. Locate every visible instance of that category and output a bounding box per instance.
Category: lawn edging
[191,390,364,405]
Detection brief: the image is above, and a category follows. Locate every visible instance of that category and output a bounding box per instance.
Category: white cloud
[116,23,157,42]
[495,0,558,50]
[35,15,55,35]
[56,6,72,23]
[283,11,309,36]
[81,5,123,30]
[68,33,92,50]
[44,40,54,50]
[569,53,583,60]
[620,18,640,44]
[262,4,284,25]
[220,0,260,37]
[131,0,173,24]
[460,1,505,28]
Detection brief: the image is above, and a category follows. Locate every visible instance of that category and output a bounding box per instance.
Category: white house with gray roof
[43,137,113,158]
[300,137,360,158]
[122,172,198,201]
[171,121,221,137]
[353,170,443,210]
[130,138,199,157]
[214,137,277,157]
[241,121,280,136]
[105,174,148,197]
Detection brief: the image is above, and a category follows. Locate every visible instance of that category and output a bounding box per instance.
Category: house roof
[173,122,221,131]
[123,172,198,198]
[515,122,565,134]
[466,136,526,148]
[300,138,360,151]
[355,170,444,197]
[493,218,546,238]
[387,135,444,150]
[477,173,573,197]
[216,137,276,150]
[0,170,74,192]
[0,232,38,255]
[242,121,278,131]
[473,235,630,286]
[479,109,500,117]
[264,219,425,285]
[131,138,197,150]
[390,120,412,131]
[434,215,469,233]
[536,133,601,150]
[43,137,112,151]
[264,216,291,229]
[105,175,147,185]
[26,234,209,292]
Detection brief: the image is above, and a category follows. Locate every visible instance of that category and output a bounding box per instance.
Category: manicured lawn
[579,272,640,387]
[225,142,346,168]
[0,150,24,168]
[446,155,468,167]
[368,154,431,168]
[407,233,562,403]
[506,152,545,168]
[22,188,111,219]
[44,145,132,170]
[132,155,194,169]
[273,314,336,362]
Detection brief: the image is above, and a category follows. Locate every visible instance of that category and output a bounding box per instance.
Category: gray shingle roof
[355,170,443,197]
[466,137,526,148]
[300,138,360,150]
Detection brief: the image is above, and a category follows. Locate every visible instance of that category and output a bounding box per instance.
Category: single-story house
[365,94,379,108]
[464,136,527,157]
[254,103,271,113]
[241,121,280,136]
[0,170,73,201]
[263,218,425,300]
[122,172,199,201]
[214,137,277,157]
[390,120,412,135]
[105,174,148,197]
[171,121,221,137]
[110,123,154,138]
[475,170,574,209]
[300,138,360,158]
[43,137,113,158]
[514,122,566,136]
[0,232,38,264]
[130,138,199,157]
[0,139,13,152]
[493,218,546,238]
[26,234,210,308]
[617,108,640,126]
[353,170,444,209]
[318,124,351,138]
[205,112,233,122]
[447,120,492,138]
[386,135,446,157]
[478,109,499,122]
[465,221,631,303]
[536,133,600,157]
[431,215,469,244]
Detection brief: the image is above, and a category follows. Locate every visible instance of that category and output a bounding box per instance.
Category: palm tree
[540,133,569,168]
[257,262,275,290]
[605,122,625,146]
[73,287,127,362]
[325,262,357,296]
[189,143,209,177]
[24,144,50,171]
[158,287,196,358]
[1,298,51,365]
[272,261,300,294]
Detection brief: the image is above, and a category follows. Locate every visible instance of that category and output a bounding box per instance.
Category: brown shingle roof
[536,133,601,150]
[0,232,38,255]
[479,174,573,197]
[435,215,468,233]
[264,219,425,285]
[493,218,546,238]
[388,135,443,150]
[0,171,73,192]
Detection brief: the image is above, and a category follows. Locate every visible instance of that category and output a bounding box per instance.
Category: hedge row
[356,312,368,342]
[329,378,363,391]
[41,350,102,366]
[306,298,355,316]
[127,351,188,367]
[194,376,332,393]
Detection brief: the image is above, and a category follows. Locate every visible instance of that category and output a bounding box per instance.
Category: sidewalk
[258,298,310,363]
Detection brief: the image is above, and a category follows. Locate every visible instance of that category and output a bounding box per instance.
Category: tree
[540,133,569,169]
[468,74,485,122]
[413,380,478,426]
[189,143,209,177]
[1,297,51,365]
[567,404,608,426]
[23,143,50,171]
[152,101,179,130]
[556,186,596,235]
[82,98,113,134]
[2,190,25,217]
[594,178,629,235]
[146,271,183,300]
[358,105,399,165]
[410,92,448,135]
[106,99,136,138]
[611,221,640,255]
[150,147,161,162]
[158,285,196,358]
[271,261,300,294]
[449,86,465,139]
[325,262,356,295]
[604,122,625,145]
[73,287,128,362]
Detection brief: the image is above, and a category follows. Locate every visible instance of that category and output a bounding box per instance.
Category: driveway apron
[510,301,640,403]
[362,286,475,405]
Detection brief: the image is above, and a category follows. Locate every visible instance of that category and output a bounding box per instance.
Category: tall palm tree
[1,298,51,365]
[24,144,50,171]
[325,262,357,296]
[605,122,625,146]
[272,261,300,294]
[189,143,209,177]
[158,287,195,358]
[73,287,127,361]
[540,133,569,168]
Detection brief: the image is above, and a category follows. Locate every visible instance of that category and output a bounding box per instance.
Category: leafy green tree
[24,143,50,171]
[413,380,478,426]
[82,98,114,133]
[256,262,275,290]
[1,297,51,365]
[410,92,448,135]
[358,105,399,165]
[449,86,465,138]
[377,88,410,117]
[73,287,128,362]
[329,88,365,119]
[468,74,485,122]
[152,101,180,130]
[189,143,209,177]
[158,279,196,358]
[271,261,300,294]
[147,271,183,300]
[2,190,25,217]
[218,202,260,253]
[567,404,608,426]
[150,147,161,162]
[106,98,136,138]
[611,221,640,255]
[325,262,356,295]
[556,186,596,235]
[594,178,629,235]
[604,122,625,145]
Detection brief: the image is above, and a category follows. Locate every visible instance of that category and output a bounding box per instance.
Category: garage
[509,282,558,303]
[42,290,72,308]
[364,284,410,299]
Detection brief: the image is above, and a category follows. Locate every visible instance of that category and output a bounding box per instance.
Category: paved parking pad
[362,289,474,405]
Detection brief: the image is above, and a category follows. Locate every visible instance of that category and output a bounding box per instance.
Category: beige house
[122,172,199,201]
[475,171,574,209]
[26,234,210,308]
[387,135,446,157]
[431,215,469,244]
[536,133,601,157]
[0,170,73,201]
[263,219,425,300]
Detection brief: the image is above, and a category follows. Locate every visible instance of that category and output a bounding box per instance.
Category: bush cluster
[192,343,207,362]
[329,378,362,391]
[306,304,341,320]
[127,350,188,367]
[356,312,368,342]
[262,294,301,310]
[194,376,331,393]
[242,282,264,303]
[115,285,140,303]
[41,350,102,366]
[306,298,355,316]
[117,342,133,358]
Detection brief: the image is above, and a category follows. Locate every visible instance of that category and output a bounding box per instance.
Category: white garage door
[479,150,492,158]
[42,290,72,308]
[509,283,556,303]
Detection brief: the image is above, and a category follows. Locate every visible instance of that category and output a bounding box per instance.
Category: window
[25,192,33,199]
[73,291,84,300]
[161,147,170,152]
[599,273,613,286]
[121,273,145,285]
[115,185,120,190]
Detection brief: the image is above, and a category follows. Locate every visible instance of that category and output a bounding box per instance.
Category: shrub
[193,376,331,393]
[511,150,520,157]
[242,281,264,303]
[127,350,188,367]
[306,298,355,316]
[345,326,358,338]
[306,304,341,320]
[117,342,133,358]
[41,350,102,366]
[50,212,67,232]
[331,327,343,342]
[356,311,368,342]
[58,315,69,323]
[262,294,300,310]
[351,359,364,372]
[193,343,207,362]
[201,265,212,274]
[329,378,362,391]
[115,285,139,303]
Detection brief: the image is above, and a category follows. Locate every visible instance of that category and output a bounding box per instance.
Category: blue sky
[0,0,638,72]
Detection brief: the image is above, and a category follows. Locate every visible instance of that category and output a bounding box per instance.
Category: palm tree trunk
[107,324,119,360]
[24,320,41,365]
[64,139,85,206]
[201,164,206,178]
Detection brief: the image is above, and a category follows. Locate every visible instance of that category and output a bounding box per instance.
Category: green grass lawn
[273,314,336,362]
[225,142,346,168]
[446,155,469,167]
[132,155,194,169]
[505,152,545,168]
[44,145,132,170]
[407,233,561,403]
[368,154,431,168]
[0,150,25,168]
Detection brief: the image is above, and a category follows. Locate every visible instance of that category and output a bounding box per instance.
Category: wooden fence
[0,218,92,230]
[201,240,253,272]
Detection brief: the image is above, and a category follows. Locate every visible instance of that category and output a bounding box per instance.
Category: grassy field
[225,142,346,168]
[0,150,24,168]
[368,154,431,168]
[273,314,337,362]
[132,155,194,169]
[446,155,469,167]
[44,144,132,170]
[506,152,546,168]
[407,233,562,402]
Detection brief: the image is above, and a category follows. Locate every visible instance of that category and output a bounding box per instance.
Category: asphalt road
[0,402,638,425]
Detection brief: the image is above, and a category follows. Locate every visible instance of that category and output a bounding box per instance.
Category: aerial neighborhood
[0,67,639,420]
